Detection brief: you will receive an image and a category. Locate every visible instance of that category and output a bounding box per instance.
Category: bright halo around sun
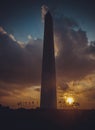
[66,97,74,105]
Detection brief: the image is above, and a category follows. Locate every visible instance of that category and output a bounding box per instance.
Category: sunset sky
[0,0,95,109]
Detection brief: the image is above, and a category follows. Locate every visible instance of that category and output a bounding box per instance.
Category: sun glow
[66,97,74,105]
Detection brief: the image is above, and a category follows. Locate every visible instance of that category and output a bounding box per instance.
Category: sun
[66,97,74,105]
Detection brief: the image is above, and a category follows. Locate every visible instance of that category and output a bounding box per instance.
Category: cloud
[9,34,16,41]
[0,28,42,106]
[0,27,7,34]
[54,15,95,82]
[0,14,95,87]
[0,27,42,86]
[0,89,11,97]
[27,35,33,40]
[85,42,95,60]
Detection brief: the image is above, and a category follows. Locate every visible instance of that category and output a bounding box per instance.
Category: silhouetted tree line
[0,104,10,110]
[58,100,80,109]
[17,100,39,108]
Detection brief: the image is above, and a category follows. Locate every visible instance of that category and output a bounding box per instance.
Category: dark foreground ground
[0,107,95,130]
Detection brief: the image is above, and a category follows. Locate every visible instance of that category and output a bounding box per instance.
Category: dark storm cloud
[86,42,95,55]
[0,12,95,92]
[0,27,42,85]
[54,15,95,82]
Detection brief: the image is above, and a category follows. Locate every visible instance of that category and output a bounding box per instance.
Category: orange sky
[1,73,95,109]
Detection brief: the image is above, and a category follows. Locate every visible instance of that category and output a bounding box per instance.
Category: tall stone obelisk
[40,11,56,109]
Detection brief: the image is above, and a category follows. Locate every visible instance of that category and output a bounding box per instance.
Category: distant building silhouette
[40,11,56,109]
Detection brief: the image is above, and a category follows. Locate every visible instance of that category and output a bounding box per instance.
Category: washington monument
[40,9,57,109]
